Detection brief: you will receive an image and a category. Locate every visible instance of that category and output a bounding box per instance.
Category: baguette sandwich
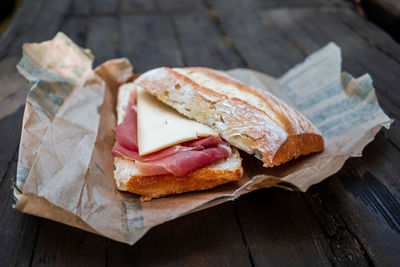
[112,82,243,200]
[112,67,324,199]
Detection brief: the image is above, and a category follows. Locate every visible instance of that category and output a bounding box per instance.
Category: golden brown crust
[116,147,243,199]
[125,166,243,199]
[189,68,324,165]
[185,67,317,135]
[135,67,324,167]
[271,133,324,166]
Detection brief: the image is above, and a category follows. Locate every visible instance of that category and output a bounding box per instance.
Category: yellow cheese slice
[137,87,218,156]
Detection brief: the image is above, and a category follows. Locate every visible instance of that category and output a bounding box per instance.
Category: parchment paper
[13,32,392,245]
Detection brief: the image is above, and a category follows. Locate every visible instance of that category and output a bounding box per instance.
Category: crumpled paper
[13,32,392,244]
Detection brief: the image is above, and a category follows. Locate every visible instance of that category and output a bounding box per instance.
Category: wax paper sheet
[13,33,392,244]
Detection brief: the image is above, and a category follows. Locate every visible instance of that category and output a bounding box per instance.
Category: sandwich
[112,82,243,200]
[112,67,324,199]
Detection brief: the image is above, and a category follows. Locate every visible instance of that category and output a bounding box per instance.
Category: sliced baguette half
[113,83,243,199]
[135,67,324,167]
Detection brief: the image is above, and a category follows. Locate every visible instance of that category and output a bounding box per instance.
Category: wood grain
[131,203,251,267]
[0,107,24,183]
[235,189,340,266]
[119,14,184,72]
[362,0,400,42]
[172,8,245,69]
[30,220,106,267]
[87,16,119,66]
[0,150,40,267]
[61,16,87,47]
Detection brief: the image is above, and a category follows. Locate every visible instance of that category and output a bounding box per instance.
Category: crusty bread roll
[114,83,243,199]
[135,67,324,167]
[114,151,242,199]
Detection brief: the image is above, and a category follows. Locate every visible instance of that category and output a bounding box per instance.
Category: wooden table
[1,0,400,266]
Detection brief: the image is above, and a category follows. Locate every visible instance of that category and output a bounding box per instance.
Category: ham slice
[114,95,138,151]
[112,141,201,162]
[183,136,224,147]
[134,146,230,176]
[112,91,230,176]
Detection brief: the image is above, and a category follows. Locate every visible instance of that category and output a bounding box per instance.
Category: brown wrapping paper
[13,33,392,244]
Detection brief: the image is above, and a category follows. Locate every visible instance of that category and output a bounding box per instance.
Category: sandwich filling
[112,88,230,177]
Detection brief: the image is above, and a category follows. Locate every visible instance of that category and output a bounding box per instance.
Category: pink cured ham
[134,146,230,177]
[112,92,230,176]
[112,141,202,162]
[115,108,138,151]
[114,95,138,151]
[183,135,223,147]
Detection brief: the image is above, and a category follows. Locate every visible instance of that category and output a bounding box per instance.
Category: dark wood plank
[0,0,72,121]
[0,57,28,120]
[120,0,156,12]
[156,0,207,13]
[347,132,400,201]
[119,14,184,72]
[257,0,347,6]
[306,10,400,112]
[362,0,400,42]
[0,107,24,184]
[0,149,41,267]
[0,0,45,59]
[91,0,118,14]
[338,8,400,62]
[235,189,345,266]
[87,16,119,67]
[0,1,52,119]
[209,0,307,77]
[105,204,252,267]
[105,239,135,267]
[69,0,91,15]
[30,220,107,267]
[60,16,87,47]
[131,203,252,267]
[8,0,72,56]
[305,134,400,266]
[167,2,245,69]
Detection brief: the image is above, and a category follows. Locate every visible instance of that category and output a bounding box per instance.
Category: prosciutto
[114,94,138,151]
[135,146,230,176]
[183,135,223,148]
[112,141,201,162]
[112,92,230,176]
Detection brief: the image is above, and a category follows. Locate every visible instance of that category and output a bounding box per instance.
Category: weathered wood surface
[362,0,400,42]
[0,0,399,266]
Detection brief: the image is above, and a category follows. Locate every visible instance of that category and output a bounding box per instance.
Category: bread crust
[127,168,243,199]
[114,147,243,199]
[122,147,243,198]
[135,67,324,167]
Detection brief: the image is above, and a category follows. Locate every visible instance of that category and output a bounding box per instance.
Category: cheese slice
[137,87,218,156]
